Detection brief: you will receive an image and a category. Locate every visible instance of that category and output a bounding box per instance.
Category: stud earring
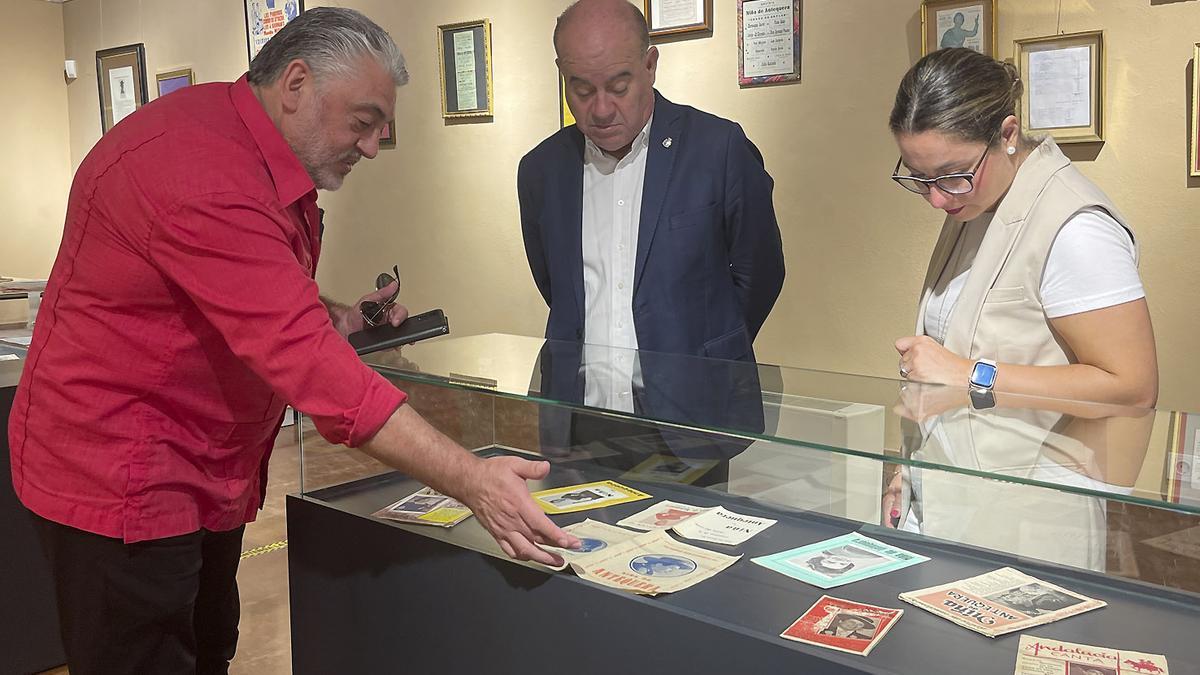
[1006,146,1017,156]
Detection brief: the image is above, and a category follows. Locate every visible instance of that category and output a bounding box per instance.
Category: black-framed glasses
[891,128,1000,196]
[360,265,400,327]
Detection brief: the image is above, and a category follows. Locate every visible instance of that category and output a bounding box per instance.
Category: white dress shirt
[581,116,653,411]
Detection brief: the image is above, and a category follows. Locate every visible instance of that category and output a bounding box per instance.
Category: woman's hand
[895,335,972,386]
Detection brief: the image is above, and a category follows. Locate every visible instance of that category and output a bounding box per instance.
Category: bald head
[554,0,649,57]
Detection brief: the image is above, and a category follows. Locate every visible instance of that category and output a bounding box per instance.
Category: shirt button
[618,200,625,206]
[618,244,625,251]
[618,282,625,290]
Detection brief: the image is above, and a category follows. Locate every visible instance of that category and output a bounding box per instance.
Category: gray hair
[554,0,650,56]
[248,7,408,87]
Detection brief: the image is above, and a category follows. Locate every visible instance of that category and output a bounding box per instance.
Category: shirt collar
[584,113,655,162]
[230,74,316,208]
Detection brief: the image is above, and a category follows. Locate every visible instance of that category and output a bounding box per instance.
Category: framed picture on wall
[921,0,996,57]
[245,0,304,65]
[560,74,576,128]
[96,43,148,134]
[1192,43,1200,177]
[645,0,712,39]
[155,68,194,98]
[437,19,494,119]
[379,121,395,150]
[1015,30,1105,144]
[737,0,801,88]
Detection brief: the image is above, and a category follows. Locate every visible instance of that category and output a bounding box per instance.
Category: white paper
[741,0,795,78]
[673,507,777,546]
[1028,46,1092,130]
[452,31,478,111]
[109,66,137,125]
[653,0,704,28]
[936,6,983,52]
[1192,430,1200,488]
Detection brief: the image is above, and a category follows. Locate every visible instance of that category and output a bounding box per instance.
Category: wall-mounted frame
[96,43,148,134]
[559,74,576,129]
[1191,43,1200,177]
[737,0,801,88]
[645,0,712,39]
[245,0,304,65]
[379,121,396,150]
[921,0,996,57]
[1015,30,1104,144]
[155,68,194,99]
[437,19,493,119]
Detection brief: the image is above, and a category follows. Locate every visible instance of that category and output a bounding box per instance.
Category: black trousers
[29,511,244,675]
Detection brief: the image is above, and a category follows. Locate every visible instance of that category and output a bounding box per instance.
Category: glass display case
[287,333,1200,674]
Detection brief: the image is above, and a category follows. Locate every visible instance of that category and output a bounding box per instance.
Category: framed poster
[560,74,576,128]
[645,0,712,39]
[921,0,996,57]
[737,0,801,88]
[245,0,303,65]
[1192,43,1200,177]
[1015,31,1105,144]
[379,121,395,150]
[155,68,194,98]
[437,19,494,118]
[96,43,148,134]
[1164,412,1200,506]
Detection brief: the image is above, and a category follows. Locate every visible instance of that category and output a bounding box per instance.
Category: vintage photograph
[794,544,891,579]
[780,596,903,657]
[532,480,651,514]
[629,554,698,577]
[921,0,995,57]
[985,583,1087,618]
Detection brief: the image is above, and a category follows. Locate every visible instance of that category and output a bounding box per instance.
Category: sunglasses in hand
[360,264,400,327]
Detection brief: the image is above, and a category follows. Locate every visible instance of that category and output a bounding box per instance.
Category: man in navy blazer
[518,0,785,364]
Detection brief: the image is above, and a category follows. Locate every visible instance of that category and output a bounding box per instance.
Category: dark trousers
[29,511,244,675]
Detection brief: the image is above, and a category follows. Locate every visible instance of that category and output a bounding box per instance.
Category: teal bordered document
[752,533,929,589]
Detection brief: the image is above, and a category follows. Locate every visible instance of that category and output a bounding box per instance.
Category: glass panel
[351,334,1197,517]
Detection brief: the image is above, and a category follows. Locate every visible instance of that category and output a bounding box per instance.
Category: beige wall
[47,1,1200,409]
[0,0,72,322]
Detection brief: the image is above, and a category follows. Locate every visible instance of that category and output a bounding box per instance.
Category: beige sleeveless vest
[914,138,1136,366]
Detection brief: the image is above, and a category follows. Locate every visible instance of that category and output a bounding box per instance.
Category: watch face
[970,361,998,388]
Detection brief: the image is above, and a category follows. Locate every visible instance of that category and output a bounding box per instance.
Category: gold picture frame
[437,19,494,119]
[1191,43,1200,177]
[1015,30,1105,144]
[155,68,194,98]
[644,0,712,39]
[921,0,996,57]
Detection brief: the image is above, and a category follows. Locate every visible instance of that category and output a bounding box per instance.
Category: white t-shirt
[923,207,1144,345]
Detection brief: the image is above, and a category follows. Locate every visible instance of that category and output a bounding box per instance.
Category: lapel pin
[662,137,673,148]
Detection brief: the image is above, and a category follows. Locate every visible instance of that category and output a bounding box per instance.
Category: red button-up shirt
[9,76,406,543]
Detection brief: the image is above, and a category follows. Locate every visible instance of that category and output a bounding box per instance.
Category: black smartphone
[348,308,449,356]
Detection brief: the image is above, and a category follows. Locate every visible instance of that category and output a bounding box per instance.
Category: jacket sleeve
[518,153,552,308]
[723,124,785,339]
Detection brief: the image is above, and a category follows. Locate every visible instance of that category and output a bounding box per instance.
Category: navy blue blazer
[518,91,785,362]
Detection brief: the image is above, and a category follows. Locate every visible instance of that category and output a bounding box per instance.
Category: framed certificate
[645,0,712,39]
[737,0,801,88]
[437,19,494,119]
[1015,31,1105,144]
[244,0,303,65]
[1192,43,1200,177]
[96,43,148,134]
[155,68,194,98]
[921,0,996,57]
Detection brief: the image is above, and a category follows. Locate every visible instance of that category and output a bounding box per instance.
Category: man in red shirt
[9,8,576,674]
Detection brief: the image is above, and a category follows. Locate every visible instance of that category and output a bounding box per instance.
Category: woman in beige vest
[888,48,1157,407]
